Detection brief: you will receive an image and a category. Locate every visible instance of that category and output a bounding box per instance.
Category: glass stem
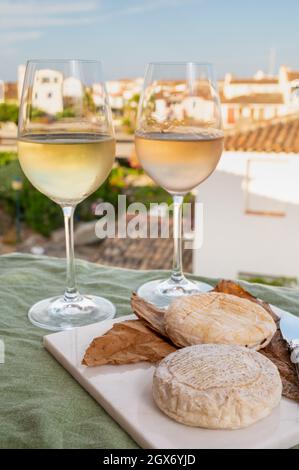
[171,195,184,283]
[62,205,79,302]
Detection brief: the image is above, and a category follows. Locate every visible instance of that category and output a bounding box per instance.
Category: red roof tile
[221,93,284,104]
[229,78,279,85]
[4,82,17,100]
[225,116,299,153]
[287,71,299,82]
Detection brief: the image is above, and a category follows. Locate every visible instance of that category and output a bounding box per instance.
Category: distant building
[17,65,64,114]
[102,78,143,127]
[193,115,299,281]
[32,69,63,115]
[4,82,18,102]
[279,65,299,104]
[221,66,299,128]
[62,76,83,98]
[13,64,299,128]
[221,92,287,127]
[223,71,281,99]
[93,81,123,111]
[182,96,214,122]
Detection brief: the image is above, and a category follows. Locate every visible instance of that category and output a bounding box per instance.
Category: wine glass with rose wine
[135,62,223,308]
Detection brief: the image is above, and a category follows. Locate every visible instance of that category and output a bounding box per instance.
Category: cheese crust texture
[153,344,282,429]
[164,292,276,350]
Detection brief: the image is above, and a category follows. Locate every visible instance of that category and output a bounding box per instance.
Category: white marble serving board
[43,306,299,449]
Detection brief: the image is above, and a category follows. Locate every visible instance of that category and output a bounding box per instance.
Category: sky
[1,0,299,82]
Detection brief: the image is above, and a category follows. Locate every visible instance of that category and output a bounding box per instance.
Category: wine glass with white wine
[18,59,116,330]
[135,62,223,308]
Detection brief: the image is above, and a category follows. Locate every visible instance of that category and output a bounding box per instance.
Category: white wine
[18,133,115,204]
[135,130,224,194]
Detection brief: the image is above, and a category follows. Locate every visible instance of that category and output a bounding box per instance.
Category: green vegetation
[0,151,18,166]
[30,107,45,121]
[21,179,62,236]
[122,93,140,134]
[56,107,76,119]
[0,103,19,124]
[83,91,97,114]
[239,273,297,288]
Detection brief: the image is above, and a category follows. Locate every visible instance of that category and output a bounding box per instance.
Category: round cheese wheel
[165,292,276,350]
[153,344,282,429]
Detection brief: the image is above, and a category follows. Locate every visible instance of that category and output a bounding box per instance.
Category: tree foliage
[0,103,19,124]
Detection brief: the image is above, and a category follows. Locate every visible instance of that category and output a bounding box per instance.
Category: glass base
[28,294,116,331]
[137,277,212,309]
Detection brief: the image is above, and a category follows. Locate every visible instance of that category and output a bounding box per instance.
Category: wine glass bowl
[135,62,223,308]
[18,60,116,330]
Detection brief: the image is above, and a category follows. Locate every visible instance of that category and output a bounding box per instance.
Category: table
[0,253,298,449]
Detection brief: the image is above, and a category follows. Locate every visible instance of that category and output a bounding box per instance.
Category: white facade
[221,102,289,127]
[223,75,281,99]
[32,69,63,115]
[106,81,122,95]
[193,151,299,281]
[279,66,299,104]
[182,96,214,121]
[221,66,299,127]
[62,76,83,98]
[106,78,143,103]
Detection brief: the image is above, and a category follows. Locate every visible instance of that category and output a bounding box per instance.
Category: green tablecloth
[0,253,299,449]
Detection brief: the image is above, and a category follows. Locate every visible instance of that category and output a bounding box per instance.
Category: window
[227,107,235,124]
[42,77,50,84]
[47,92,52,98]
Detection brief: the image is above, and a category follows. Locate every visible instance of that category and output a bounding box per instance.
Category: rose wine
[135,130,224,194]
[18,133,115,204]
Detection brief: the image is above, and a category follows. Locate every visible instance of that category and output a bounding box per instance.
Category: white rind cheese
[153,344,282,429]
[164,292,276,350]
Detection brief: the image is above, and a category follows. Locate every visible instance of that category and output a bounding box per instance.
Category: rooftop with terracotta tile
[225,115,299,153]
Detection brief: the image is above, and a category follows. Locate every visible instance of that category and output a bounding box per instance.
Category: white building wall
[106,81,122,95]
[63,76,83,98]
[32,69,63,115]
[223,83,281,99]
[193,152,299,280]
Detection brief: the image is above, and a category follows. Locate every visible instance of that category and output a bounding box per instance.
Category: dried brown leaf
[82,319,176,367]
